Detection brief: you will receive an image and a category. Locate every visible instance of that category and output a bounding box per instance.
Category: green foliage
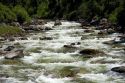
[0,3,16,22]
[37,1,49,18]
[13,5,31,24]
[0,24,22,36]
[0,0,125,28]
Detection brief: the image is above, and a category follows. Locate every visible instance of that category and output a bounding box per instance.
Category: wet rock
[39,37,53,40]
[54,20,62,26]
[119,35,125,43]
[84,29,95,33]
[79,19,90,27]
[57,66,78,77]
[36,19,47,25]
[0,44,2,48]
[0,74,9,78]
[79,49,104,57]
[10,22,20,27]
[23,25,52,31]
[103,40,115,45]
[14,42,20,46]
[107,28,115,34]
[5,50,24,59]
[98,30,107,35]
[44,27,53,31]
[90,16,99,26]
[70,42,81,45]
[98,18,109,29]
[81,36,88,40]
[70,43,75,46]
[77,42,81,45]
[104,36,125,45]
[63,45,77,48]
[8,37,15,41]
[0,50,6,55]
[111,66,125,73]
[0,37,6,41]
[4,46,15,51]
[19,37,28,40]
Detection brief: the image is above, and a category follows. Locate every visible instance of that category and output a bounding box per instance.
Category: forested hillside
[0,0,125,26]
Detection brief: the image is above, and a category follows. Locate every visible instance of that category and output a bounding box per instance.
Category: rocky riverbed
[0,21,125,83]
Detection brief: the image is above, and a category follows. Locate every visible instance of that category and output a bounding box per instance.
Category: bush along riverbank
[0,24,23,37]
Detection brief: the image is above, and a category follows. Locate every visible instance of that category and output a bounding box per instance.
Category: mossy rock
[79,49,105,58]
[57,66,77,77]
[56,66,89,77]
[37,58,76,63]
[27,47,41,53]
[0,59,25,65]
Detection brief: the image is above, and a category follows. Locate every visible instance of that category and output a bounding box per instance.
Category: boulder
[10,22,20,27]
[0,45,2,48]
[79,49,104,58]
[5,50,24,59]
[84,29,95,33]
[4,46,15,51]
[77,42,81,45]
[19,37,28,40]
[39,37,53,40]
[119,35,125,43]
[81,36,88,40]
[70,43,75,46]
[8,37,15,41]
[0,50,6,55]
[98,18,109,29]
[0,37,6,41]
[111,66,125,73]
[107,28,115,34]
[44,27,53,31]
[23,25,53,31]
[54,20,62,26]
[63,45,77,48]
[70,42,81,45]
[90,16,99,26]
[78,19,90,26]
[14,42,21,46]
[103,40,115,45]
[104,36,125,44]
[98,30,108,36]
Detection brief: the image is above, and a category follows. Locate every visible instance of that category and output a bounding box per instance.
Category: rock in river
[79,49,104,58]
[111,66,125,73]
[39,37,53,40]
[54,20,62,26]
[4,46,15,51]
[4,50,24,59]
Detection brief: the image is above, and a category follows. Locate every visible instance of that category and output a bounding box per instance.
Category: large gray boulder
[5,50,24,59]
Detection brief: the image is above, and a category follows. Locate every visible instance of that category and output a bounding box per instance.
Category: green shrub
[108,6,124,23]
[0,3,16,22]
[37,1,49,18]
[13,5,31,24]
[0,25,22,36]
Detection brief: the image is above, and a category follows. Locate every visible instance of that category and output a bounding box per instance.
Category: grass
[0,24,23,37]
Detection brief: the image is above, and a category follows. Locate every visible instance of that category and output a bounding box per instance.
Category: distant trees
[13,5,31,24]
[0,0,125,29]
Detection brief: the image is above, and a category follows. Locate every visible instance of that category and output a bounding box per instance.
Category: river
[0,21,125,83]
